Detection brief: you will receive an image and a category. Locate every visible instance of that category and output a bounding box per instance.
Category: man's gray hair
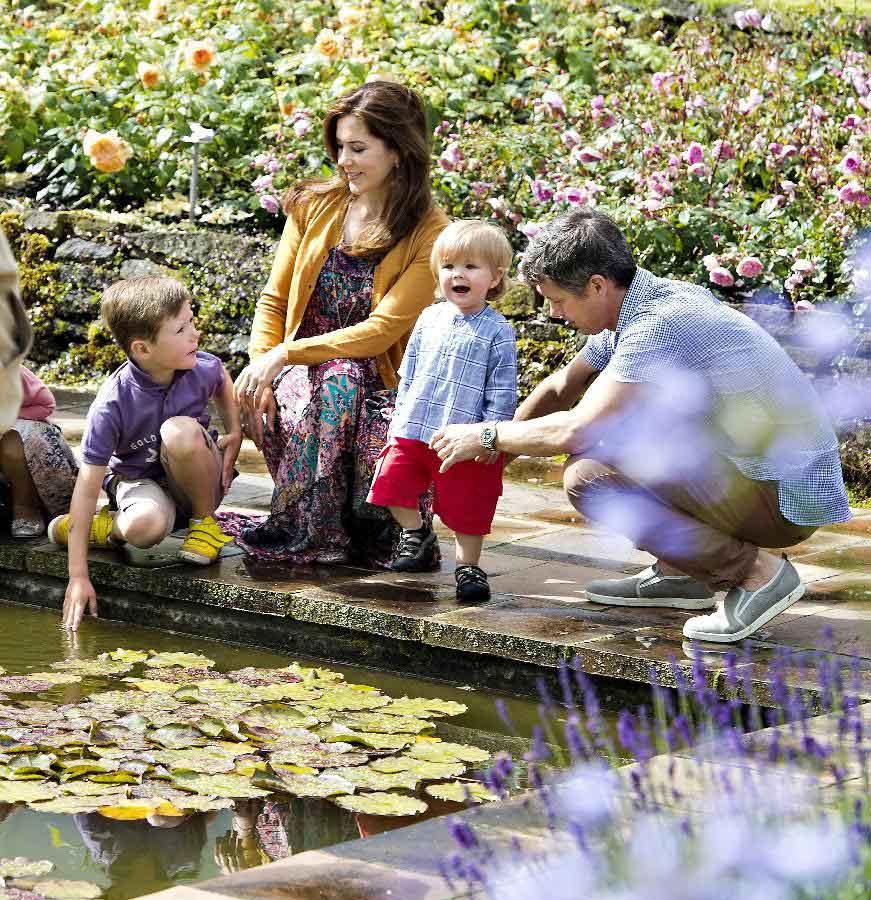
[519,208,637,295]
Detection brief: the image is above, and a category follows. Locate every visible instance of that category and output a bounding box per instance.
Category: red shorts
[367,437,504,536]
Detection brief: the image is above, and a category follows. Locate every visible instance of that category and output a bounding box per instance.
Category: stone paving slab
[1,394,868,709]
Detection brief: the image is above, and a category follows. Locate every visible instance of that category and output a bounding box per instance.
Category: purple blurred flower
[563,185,589,205]
[738,88,764,115]
[561,128,582,148]
[541,89,566,116]
[531,179,554,202]
[682,142,704,165]
[486,196,508,217]
[292,113,312,138]
[259,193,280,215]
[713,139,735,161]
[573,146,603,164]
[251,173,273,192]
[688,162,712,178]
[438,141,463,171]
[839,180,871,206]
[519,221,543,240]
[840,152,865,174]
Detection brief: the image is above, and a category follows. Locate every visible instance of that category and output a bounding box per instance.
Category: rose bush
[2,0,871,311]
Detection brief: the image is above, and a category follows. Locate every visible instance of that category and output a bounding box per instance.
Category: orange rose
[314,28,342,60]
[83,129,133,173]
[184,39,217,72]
[137,62,162,89]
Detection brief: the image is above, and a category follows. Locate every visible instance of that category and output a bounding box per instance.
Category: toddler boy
[368,220,517,603]
[49,277,241,630]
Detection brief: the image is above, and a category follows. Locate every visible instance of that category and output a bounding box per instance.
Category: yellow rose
[300,17,316,34]
[184,39,217,72]
[337,5,365,28]
[137,62,162,89]
[517,37,541,54]
[314,28,342,59]
[82,129,133,174]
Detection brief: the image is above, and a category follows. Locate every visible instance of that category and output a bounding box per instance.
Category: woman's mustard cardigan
[248,193,449,390]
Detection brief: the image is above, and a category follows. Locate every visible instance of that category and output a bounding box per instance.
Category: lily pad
[1,753,56,778]
[334,792,427,817]
[332,766,420,792]
[407,742,490,764]
[60,782,130,798]
[102,649,150,664]
[259,770,355,799]
[170,771,270,799]
[27,730,90,750]
[334,712,434,734]
[241,704,320,733]
[96,798,181,820]
[317,724,413,751]
[151,747,238,774]
[0,782,56,803]
[10,881,101,899]
[147,652,215,669]
[369,757,466,779]
[0,678,53,695]
[225,667,302,687]
[268,743,368,769]
[138,668,226,684]
[50,659,132,677]
[0,859,53,878]
[380,697,467,718]
[29,797,103,814]
[248,726,319,747]
[26,674,81,686]
[311,688,389,712]
[283,664,344,684]
[55,758,118,779]
[147,726,209,750]
[424,781,499,803]
[85,691,180,713]
[122,679,179,695]
[171,794,235,812]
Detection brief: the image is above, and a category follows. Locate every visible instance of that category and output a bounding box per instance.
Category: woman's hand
[234,346,286,449]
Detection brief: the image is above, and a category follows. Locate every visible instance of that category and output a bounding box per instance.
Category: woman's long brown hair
[284,81,433,256]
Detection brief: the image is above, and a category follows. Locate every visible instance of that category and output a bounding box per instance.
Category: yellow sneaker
[47,506,116,548]
[177,515,233,565]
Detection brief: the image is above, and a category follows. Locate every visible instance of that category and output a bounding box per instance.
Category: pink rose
[292,114,312,138]
[563,186,588,205]
[541,90,565,116]
[791,259,815,274]
[702,254,721,271]
[736,257,763,278]
[709,266,735,287]
[251,173,273,191]
[259,194,280,215]
[531,179,554,203]
[438,141,463,171]
[712,140,735,161]
[573,146,603,164]
[682,142,704,165]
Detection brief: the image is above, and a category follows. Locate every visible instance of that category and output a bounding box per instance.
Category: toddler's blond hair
[430,220,513,300]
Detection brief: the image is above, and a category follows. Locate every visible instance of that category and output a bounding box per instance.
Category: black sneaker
[391,526,439,572]
[455,565,490,604]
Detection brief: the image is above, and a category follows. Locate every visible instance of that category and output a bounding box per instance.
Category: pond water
[0,600,586,900]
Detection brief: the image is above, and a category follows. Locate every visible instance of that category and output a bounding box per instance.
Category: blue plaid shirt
[581,267,850,527]
[391,301,517,444]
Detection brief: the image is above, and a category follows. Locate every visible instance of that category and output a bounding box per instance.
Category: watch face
[481,425,495,450]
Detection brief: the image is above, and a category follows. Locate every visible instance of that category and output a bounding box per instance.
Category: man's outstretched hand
[429,424,484,473]
[63,575,97,631]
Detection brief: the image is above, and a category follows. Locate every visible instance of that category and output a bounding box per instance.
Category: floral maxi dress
[232,245,421,567]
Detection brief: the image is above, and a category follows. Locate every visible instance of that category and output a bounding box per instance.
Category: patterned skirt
[0,419,78,526]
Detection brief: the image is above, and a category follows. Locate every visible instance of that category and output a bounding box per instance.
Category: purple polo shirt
[81,351,225,481]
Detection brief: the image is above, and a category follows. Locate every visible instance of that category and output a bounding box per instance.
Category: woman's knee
[118,503,171,548]
[563,456,618,510]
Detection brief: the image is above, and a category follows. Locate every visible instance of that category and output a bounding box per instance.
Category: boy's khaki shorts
[107,426,224,541]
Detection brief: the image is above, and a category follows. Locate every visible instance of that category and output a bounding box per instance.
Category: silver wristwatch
[480,421,499,452]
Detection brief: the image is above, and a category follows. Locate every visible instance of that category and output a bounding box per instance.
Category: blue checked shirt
[391,301,518,444]
[581,267,850,526]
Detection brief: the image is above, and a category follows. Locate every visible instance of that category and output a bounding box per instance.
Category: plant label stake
[182,122,216,223]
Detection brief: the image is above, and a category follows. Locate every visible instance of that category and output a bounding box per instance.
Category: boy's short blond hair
[430,220,513,300]
[101,277,191,355]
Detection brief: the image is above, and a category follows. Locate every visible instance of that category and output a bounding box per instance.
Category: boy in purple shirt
[48,277,242,631]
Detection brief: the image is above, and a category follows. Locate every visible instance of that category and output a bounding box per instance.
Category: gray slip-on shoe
[585,564,716,611]
[682,556,804,643]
